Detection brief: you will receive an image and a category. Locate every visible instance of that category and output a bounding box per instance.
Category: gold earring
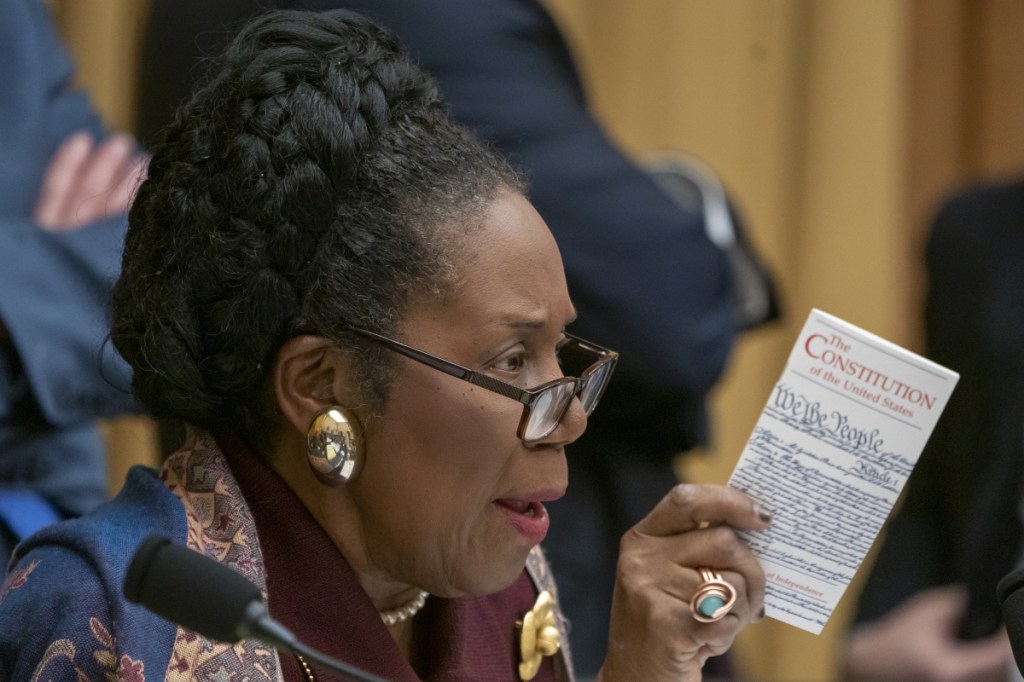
[306,407,364,485]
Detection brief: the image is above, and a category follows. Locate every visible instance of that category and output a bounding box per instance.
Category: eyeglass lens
[522,381,579,441]
[580,360,613,412]
[522,358,613,441]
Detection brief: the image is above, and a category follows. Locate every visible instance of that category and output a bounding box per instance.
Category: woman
[0,10,768,681]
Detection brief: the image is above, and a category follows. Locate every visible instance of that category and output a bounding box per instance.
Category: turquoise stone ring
[697,594,726,617]
[690,568,737,623]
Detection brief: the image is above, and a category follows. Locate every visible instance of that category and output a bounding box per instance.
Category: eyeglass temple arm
[344,327,531,405]
[463,371,531,404]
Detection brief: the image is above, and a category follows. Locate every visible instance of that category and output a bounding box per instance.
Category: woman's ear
[274,335,353,436]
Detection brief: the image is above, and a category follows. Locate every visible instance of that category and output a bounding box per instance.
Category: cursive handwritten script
[726,309,959,634]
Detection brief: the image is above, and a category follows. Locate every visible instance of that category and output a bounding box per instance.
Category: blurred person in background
[843,178,1023,681]
[0,0,144,562]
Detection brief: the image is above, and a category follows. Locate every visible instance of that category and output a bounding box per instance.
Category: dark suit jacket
[138,0,777,462]
[854,179,1024,638]
[0,0,135,516]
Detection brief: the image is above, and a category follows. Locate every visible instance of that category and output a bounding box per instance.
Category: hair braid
[111,9,522,450]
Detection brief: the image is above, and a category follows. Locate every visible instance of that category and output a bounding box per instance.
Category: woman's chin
[442,551,531,598]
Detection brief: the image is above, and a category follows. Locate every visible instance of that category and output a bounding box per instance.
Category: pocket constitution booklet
[727,308,959,634]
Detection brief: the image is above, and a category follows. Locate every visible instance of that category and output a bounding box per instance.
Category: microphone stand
[241,602,393,682]
[124,535,393,682]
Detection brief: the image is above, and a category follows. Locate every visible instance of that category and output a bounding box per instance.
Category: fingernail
[754,503,772,524]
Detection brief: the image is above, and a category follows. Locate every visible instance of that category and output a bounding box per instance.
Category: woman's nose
[535,391,588,448]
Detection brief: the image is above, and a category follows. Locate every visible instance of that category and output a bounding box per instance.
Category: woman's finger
[626,531,766,623]
[633,483,771,538]
[653,563,755,621]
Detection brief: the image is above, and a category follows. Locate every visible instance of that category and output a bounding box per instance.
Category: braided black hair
[111,9,521,450]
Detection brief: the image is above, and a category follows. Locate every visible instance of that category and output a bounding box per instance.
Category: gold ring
[690,567,737,623]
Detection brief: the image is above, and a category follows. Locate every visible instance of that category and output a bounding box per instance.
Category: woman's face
[347,191,586,598]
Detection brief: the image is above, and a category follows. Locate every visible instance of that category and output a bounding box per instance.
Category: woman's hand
[597,483,770,682]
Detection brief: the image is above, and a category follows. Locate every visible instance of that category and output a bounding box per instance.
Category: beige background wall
[48,0,1024,679]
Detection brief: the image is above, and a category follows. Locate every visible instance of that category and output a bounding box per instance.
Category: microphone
[997,567,1024,673]
[124,535,391,682]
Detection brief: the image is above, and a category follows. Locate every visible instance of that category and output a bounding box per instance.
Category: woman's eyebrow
[495,310,578,331]
[486,300,578,332]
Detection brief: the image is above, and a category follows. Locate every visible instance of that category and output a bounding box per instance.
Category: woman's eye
[493,353,525,373]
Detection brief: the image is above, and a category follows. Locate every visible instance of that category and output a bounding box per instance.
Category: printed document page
[728,309,959,634]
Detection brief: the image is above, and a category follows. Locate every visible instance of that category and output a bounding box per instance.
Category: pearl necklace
[295,590,430,681]
[380,589,429,626]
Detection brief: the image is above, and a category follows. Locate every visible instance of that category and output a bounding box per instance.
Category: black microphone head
[998,567,1024,675]
[124,534,263,643]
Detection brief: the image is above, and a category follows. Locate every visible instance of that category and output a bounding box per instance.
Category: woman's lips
[494,498,552,545]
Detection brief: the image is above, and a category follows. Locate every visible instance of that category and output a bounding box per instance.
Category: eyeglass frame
[341,326,618,444]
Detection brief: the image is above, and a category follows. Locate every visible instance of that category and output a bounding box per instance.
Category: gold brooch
[517,590,561,681]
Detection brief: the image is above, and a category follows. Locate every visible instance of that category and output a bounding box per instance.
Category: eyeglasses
[343,327,618,444]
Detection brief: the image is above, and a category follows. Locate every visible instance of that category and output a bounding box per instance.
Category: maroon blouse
[217,430,560,682]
